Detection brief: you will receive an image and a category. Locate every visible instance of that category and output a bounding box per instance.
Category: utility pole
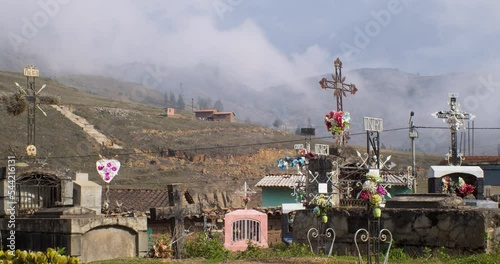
[409,111,418,193]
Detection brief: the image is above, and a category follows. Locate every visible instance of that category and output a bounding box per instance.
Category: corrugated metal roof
[255,174,305,188]
[381,173,410,186]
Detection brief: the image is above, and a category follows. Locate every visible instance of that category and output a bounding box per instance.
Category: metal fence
[15,173,61,216]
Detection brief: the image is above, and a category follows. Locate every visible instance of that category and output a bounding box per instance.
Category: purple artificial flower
[377,186,387,196]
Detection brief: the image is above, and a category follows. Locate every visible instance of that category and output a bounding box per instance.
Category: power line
[4,125,500,161]
[416,126,500,130]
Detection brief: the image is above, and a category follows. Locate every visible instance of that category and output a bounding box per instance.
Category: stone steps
[51,105,123,149]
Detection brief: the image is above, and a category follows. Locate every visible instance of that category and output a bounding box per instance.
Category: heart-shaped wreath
[96,158,121,183]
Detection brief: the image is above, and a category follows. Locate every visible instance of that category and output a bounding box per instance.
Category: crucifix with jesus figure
[432,93,475,166]
[319,58,358,145]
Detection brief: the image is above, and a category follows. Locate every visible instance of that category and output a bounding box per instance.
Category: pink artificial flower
[360,190,371,200]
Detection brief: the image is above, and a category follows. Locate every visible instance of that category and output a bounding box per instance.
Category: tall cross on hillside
[16,65,48,157]
[319,58,358,112]
[236,182,256,209]
[432,93,475,166]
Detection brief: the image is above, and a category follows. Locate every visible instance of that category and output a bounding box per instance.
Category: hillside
[0,70,442,207]
[100,63,500,155]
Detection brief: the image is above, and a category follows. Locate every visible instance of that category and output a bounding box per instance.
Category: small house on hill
[255,174,305,207]
[164,107,175,116]
[194,109,235,122]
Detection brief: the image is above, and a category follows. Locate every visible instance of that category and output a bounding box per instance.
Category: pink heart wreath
[96,159,121,183]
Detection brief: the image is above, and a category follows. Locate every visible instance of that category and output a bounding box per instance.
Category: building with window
[194,109,235,122]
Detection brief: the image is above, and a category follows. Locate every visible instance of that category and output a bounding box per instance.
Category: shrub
[388,247,410,262]
[234,241,267,259]
[184,232,229,261]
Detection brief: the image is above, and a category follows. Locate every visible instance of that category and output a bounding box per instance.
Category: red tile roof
[438,156,500,165]
[212,112,235,116]
[193,109,217,113]
[103,187,169,213]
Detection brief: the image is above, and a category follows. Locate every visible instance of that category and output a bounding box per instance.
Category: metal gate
[15,173,61,216]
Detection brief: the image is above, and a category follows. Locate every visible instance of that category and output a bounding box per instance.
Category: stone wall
[293,207,500,256]
[0,212,148,263]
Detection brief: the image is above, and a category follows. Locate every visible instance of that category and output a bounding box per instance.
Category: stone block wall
[0,215,148,263]
[293,207,500,256]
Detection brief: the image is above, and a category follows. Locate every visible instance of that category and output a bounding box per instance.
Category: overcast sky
[1,0,500,89]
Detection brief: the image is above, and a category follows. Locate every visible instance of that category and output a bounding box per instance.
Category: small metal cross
[236,182,256,209]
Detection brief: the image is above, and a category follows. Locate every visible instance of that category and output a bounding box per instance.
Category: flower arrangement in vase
[311,194,335,223]
[357,169,390,218]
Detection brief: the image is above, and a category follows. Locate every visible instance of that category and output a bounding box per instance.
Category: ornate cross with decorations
[319,58,358,112]
[319,58,358,145]
[432,93,475,166]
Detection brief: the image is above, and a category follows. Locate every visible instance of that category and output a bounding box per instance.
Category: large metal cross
[432,93,475,166]
[319,58,358,112]
[16,65,48,157]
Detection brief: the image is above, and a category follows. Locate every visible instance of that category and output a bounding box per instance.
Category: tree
[214,99,224,111]
[197,96,212,110]
[177,94,185,110]
[244,117,252,124]
[273,118,283,129]
[169,92,176,107]
[307,116,313,128]
[295,125,302,135]
[164,92,168,106]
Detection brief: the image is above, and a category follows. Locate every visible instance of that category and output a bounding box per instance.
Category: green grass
[88,250,500,264]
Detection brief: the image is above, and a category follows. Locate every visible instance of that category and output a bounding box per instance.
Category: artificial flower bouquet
[243,196,251,206]
[325,111,350,135]
[442,176,475,198]
[357,169,390,218]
